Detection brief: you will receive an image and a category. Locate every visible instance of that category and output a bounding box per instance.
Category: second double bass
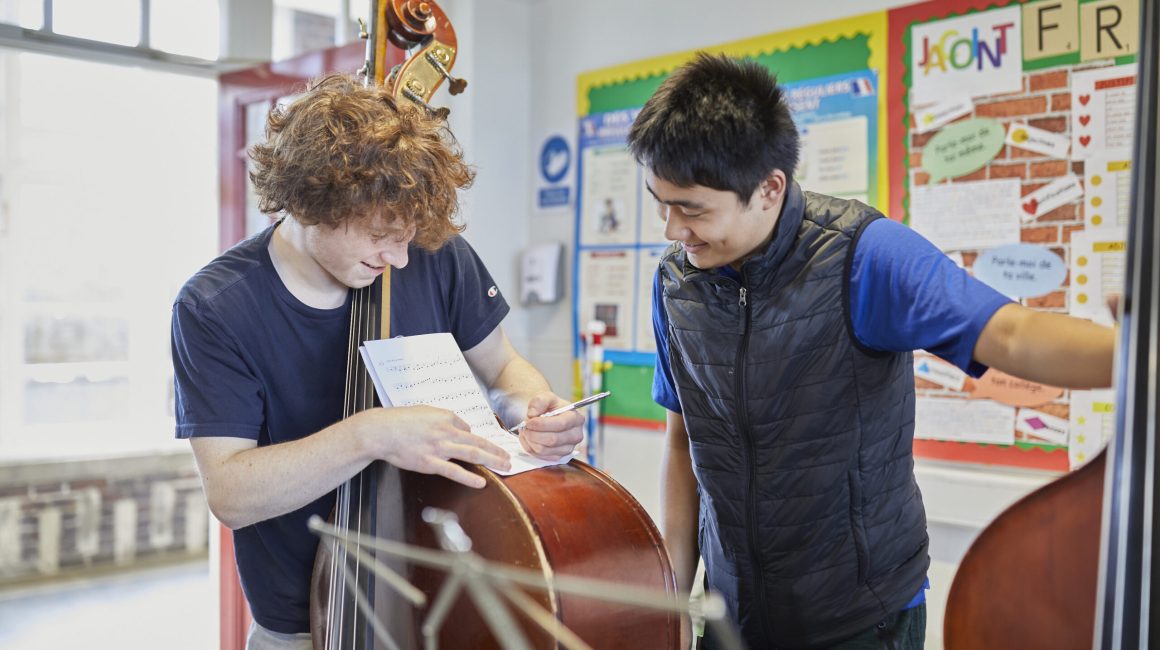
[309,2,680,648]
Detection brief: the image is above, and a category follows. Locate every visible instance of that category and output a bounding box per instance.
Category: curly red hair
[249,73,474,251]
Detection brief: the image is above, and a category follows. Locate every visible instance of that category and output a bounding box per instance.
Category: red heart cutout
[1079,94,1091,105]
[1022,198,1039,215]
[1079,115,1091,126]
[1080,135,1092,147]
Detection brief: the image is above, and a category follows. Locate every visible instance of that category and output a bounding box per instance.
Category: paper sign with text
[1069,231,1126,326]
[910,7,1023,104]
[922,118,1005,182]
[1071,64,1137,159]
[915,397,1015,445]
[1020,175,1083,221]
[1084,158,1132,231]
[1070,389,1114,468]
[1016,408,1069,446]
[910,179,1021,252]
[914,355,967,391]
[914,96,973,134]
[968,369,1064,408]
[973,243,1066,298]
[1005,121,1070,158]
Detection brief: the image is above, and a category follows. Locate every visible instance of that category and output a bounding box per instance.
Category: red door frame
[215,40,400,650]
[219,41,369,250]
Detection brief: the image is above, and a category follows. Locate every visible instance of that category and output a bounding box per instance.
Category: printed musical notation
[392,374,476,392]
[360,333,571,475]
[379,356,462,375]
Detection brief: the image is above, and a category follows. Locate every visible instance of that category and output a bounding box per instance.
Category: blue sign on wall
[537,135,572,209]
[540,135,570,183]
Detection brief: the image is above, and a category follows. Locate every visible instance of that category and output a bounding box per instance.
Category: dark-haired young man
[172,74,583,649]
[629,53,1115,649]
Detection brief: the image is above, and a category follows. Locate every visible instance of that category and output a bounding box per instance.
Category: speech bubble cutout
[922,118,1005,182]
[974,243,1067,298]
[968,369,1064,407]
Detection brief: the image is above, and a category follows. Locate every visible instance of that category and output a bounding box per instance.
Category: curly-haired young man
[631,53,1115,649]
[171,74,582,649]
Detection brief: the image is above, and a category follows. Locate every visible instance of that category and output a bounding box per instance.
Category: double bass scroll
[372,0,466,119]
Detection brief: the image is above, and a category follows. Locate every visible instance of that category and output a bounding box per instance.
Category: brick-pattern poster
[887,0,1138,470]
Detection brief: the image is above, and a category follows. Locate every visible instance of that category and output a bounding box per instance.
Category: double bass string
[332,285,355,649]
[355,282,375,645]
[331,282,370,648]
[352,280,377,645]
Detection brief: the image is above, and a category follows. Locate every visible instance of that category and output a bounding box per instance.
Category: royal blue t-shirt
[652,217,1011,410]
[171,222,509,633]
[651,217,1011,610]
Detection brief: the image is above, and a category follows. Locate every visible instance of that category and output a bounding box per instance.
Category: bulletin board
[573,12,892,429]
[574,0,1135,472]
[887,0,1136,471]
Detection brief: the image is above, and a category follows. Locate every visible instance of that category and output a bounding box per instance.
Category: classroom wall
[437,0,536,358]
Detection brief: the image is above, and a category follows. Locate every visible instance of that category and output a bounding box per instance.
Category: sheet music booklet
[359,332,572,475]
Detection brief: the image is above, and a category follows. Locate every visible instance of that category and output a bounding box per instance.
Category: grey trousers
[246,620,313,650]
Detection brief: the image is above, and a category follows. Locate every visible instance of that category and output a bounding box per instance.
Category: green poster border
[586,35,874,115]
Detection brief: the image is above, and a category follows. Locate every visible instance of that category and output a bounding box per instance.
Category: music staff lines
[392,373,476,392]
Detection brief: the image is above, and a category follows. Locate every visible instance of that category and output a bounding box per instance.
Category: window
[52,0,141,46]
[0,0,220,61]
[0,0,41,29]
[273,0,359,60]
[0,49,218,461]
[150,0,220,60]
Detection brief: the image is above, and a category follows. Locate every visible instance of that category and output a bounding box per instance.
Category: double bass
[944,1,1158,647]
[308,2,680,648]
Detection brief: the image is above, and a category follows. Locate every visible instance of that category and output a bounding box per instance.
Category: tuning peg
[424,51,467,95]
[402,88,451,120]
[357,17,368,40]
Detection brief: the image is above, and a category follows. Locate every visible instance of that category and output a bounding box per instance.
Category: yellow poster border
[575,11,890,212]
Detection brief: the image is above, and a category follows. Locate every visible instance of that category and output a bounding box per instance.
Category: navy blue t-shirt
[651,217,1011,611]
[171,222,509,633]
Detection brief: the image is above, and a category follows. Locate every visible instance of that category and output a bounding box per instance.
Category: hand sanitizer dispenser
[520,242,565,306]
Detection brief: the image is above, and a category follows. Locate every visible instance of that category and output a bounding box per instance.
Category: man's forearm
[661,412,700,595]
[661,477,700,595]
[977,304,1116,389]
[192,420,371,529]
[486,355,553,427]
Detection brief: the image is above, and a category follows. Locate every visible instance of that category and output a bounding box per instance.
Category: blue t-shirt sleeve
[441,237,511,350]
[849,218,1013,377]
[651,271,682,412]
[171,300,264,440]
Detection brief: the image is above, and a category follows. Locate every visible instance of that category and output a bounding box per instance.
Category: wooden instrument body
[943,452,1104,649]
[312,390,681,649]
[370,461,680,648]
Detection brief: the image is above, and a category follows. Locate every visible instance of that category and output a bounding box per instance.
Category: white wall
[440,0,537,362]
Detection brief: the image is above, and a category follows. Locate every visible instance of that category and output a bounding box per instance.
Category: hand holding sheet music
[360,333,573,475]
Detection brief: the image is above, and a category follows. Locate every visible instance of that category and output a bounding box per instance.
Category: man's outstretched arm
[973,303,1115,389]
